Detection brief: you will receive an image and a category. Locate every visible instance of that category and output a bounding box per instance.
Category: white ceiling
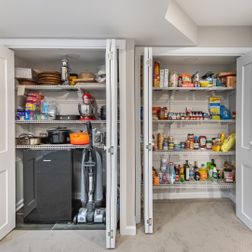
[0,0,194,46]
[176,0,252,26]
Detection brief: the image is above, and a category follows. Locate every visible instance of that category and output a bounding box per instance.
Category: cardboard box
[164,69,169,87]
[160,69,164,88]
[15,68,38,80]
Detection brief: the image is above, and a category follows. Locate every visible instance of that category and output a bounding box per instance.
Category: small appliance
[78,92,97,120]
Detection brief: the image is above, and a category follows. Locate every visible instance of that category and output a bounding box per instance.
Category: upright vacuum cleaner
[73,122,106,224]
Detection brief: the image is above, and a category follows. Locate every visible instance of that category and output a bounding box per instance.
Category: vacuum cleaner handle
[86,121,93,149]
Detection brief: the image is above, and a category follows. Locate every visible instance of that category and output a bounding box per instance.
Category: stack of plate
[38,71,62,85]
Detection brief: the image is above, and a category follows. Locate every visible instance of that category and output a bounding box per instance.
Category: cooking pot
[16,133,41,145]
[39,133,49,144]
[47,127,71,144]
[70,131,90,145]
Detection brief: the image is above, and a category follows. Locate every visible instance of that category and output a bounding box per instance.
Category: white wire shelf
[17,83,106,91]
[153,150,235,156]
[16,120,106,124]
[16,144,91,150]
[153,180,235,189]
[152,87,235,92]
[153,119,235,124]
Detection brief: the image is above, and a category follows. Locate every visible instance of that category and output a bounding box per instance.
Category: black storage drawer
[23,150,72,223]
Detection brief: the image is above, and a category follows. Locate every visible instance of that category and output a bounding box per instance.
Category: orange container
[70,132,90,145]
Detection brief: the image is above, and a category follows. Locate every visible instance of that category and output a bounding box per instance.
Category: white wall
[119,40,136,235]
[197,26,252,47]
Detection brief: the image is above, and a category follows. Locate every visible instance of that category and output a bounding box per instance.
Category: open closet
[135,47,252,233]
[0,39,126,248]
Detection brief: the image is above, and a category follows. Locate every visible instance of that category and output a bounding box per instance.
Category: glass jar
[206,138,213,150]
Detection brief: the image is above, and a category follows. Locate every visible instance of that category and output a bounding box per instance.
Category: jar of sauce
[199,136,207,149]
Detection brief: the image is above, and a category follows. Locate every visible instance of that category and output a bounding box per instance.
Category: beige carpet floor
[1,199,252,252]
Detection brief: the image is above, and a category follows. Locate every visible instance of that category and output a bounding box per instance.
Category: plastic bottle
[211,159,218,179]
[168,163,176,184]
[199,164,208,181]
[207,162,213,178]
[189,164,194,180]
[194,161,200,181]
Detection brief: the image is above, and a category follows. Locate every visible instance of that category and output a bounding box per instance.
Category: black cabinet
[23,150,72,223]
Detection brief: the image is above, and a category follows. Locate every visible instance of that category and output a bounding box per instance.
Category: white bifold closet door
[106,39,119,248]
[0,47,15,240]
[236,50,252,231]
[143,47,153,233]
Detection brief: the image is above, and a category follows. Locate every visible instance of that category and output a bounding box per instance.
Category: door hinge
[107,51,113,61]
[146,143,152,151]
[108,146,114,155]
[146,59,152,68]
[108,229,114,239]
[147,218,152,226]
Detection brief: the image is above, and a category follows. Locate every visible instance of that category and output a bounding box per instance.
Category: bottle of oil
[185,160,190,181]
[179,165,185,182]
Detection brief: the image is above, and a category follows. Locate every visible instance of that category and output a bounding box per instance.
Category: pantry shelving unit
[134,47,246,233]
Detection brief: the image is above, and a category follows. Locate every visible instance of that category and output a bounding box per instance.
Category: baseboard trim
[16,199,24,211]
[120,225,136,236]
